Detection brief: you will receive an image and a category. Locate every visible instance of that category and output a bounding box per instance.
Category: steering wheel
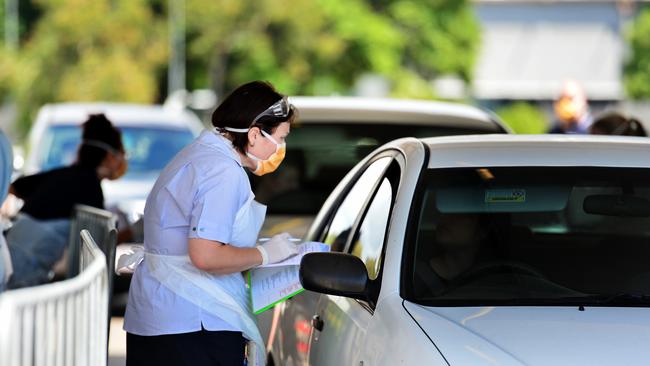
[452,260,547,286]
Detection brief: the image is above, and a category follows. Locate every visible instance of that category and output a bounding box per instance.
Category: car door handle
[311,315,324,332]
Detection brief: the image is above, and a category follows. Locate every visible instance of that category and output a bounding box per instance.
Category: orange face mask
[110,155,128,180]
[247,130,286,176]
[83,139,128,180]
[554,94,587,124]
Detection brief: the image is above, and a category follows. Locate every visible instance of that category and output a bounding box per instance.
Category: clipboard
[247,242,329,314]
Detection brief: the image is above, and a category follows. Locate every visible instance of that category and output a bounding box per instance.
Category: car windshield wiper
[575,293,650,306]
[415,293,650,307]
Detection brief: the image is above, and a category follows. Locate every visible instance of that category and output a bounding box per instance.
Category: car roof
[36,102,203,131]
[289,96,507,132]
[414,134,650,169]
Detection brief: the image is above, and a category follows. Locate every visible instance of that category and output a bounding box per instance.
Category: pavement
[108,317,126,366]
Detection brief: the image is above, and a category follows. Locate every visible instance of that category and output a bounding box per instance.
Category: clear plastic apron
[145,192,266,365]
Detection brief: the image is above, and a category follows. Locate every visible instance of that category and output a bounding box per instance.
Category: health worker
[124,81,298,366]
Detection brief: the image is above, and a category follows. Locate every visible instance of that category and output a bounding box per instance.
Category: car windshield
[39,124,195,177]
[251,122,498,215]
[408,166,650,307]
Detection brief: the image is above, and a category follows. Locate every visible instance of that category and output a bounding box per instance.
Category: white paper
[258,241,330,268]
[249,241,330,313]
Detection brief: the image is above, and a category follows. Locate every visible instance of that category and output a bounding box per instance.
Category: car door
[307,155,401,365]
[272,153,395,365]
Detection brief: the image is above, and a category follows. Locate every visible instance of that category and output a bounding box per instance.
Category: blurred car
[268,134,650,366]
[23,102,204,226]
[253,96,509,239]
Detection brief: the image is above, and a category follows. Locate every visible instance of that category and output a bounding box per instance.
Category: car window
[321,157,392,252]
[39,125,195,177]
[349,176,394,281]
[252,123,494,215]
[408,166,650,307]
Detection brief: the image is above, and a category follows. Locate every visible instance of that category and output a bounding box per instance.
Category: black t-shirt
[12,165,104,220]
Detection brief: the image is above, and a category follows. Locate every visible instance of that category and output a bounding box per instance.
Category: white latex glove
[115,243,145,275]
[256,232,299,266]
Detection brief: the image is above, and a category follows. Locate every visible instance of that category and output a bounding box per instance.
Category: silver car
[254,96,509,352]
[269,134,650,366]
[253,96,509,240]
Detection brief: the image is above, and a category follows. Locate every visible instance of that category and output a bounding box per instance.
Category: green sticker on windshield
[485,189,526,203]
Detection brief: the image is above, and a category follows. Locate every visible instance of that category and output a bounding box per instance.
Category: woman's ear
[247,127,260,147]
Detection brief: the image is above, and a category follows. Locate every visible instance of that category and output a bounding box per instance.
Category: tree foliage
[1,0,481,135]
[495,102,548,134]
[186,0,480,99]
[0,0,4,42]
[625,7,650,100]
[3,0,167,135]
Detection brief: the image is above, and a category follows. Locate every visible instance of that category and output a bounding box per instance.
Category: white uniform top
[124,130,251,335]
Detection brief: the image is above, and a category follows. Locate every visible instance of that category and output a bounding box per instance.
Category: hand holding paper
[255,232,299,265]
[249,241,330,314]
[257,241,330,268]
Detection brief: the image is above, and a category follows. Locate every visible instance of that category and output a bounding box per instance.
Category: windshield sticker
[485,189,526,203]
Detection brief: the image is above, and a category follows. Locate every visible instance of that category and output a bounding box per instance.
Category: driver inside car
[428,213,488,281]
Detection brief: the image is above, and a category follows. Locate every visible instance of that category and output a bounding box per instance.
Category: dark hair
[590,112,647,137]
[211,81,296,153]
[77,113,124,168]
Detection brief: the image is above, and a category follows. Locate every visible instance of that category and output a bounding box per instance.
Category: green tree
[186,0,480,99]
[0,0,4,42]
[495,102,548,134]
[625,7,650,100]
[5,0,167,135]
[0,50,15,98]
[1,0,481,136]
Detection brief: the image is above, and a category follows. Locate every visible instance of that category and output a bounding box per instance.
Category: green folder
[248,266,304,314]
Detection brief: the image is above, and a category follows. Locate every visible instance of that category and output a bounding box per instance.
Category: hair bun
[82,114,113,139]
[81,113,123,151]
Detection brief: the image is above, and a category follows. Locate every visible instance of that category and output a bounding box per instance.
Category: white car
[254,97,509,344]
[23,102,204,224]
[269,134,650,366]
[254,96,509,239]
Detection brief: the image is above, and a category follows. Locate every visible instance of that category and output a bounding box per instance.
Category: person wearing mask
[124,81,298,366]
[589,112,647,137]
[548,80,593,134]
[428,213,488,281]
[6,113,126,288]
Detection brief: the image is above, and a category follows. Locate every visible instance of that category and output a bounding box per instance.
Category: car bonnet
[404,301,650,366]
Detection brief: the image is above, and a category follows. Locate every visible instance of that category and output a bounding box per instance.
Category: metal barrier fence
[0,230,108,366]
[68,205,117,279]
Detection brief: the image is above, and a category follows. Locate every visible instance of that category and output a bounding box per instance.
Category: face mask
[110,155,128,180]
[83,139,128,180]
[246,130,286,176]
[554,96,585,124]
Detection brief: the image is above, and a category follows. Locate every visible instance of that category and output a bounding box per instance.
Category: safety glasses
[252,96,292,124]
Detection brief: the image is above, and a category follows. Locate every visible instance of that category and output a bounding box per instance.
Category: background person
[589,112,647,137]
[429,213,488,281]
[5,113,126,288]
[124,81,299,366]
[548,80,592,134]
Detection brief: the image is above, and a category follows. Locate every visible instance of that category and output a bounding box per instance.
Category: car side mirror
[300,252,370,301]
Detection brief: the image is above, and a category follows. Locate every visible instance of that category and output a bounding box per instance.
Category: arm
[10,170,51,200]
[188,237,262,275]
